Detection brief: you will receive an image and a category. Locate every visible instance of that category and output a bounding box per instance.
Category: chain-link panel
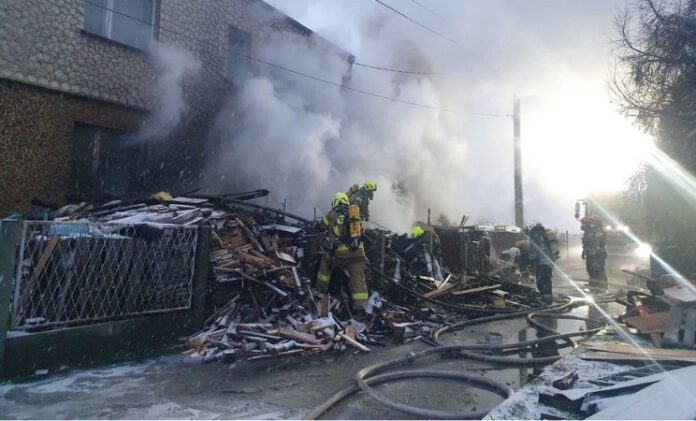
[9,221,198,330]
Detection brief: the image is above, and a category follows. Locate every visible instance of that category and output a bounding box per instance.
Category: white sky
[263,0,653,232]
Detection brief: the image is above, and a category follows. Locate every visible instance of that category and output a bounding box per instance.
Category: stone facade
[0,80,143,216]
[0,0,334,109]
[0,0,350,215]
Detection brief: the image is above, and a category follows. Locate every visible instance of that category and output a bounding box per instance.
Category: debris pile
[618,269,696,349]
[15,191,549,362]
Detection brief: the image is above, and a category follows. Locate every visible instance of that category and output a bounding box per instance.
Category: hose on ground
[305,369,513,420]
[307,301,607,420]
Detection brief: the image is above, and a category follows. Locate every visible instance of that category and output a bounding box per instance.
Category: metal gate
[8,221,198,330]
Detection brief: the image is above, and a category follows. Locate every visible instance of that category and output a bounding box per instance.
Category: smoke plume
[202,0,649,233]
[138,42,202,142]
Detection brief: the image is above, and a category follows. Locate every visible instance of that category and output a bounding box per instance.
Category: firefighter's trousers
[535,263,553,298]
[317,251,368,309]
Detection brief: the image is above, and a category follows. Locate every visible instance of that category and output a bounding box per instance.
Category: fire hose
[306,284,608,419]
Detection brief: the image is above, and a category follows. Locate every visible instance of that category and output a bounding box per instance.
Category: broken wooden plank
[13,236,61,323]
[310,317,335,332]
[423,282,458,299]
[238,252,268,266]
[247,349,304,361]
[235,217,264,253]
[339,332,371,352]
[345,325,357,341]
[170,197,210,205]
[451,284,502,296]
[278,327,320,345]
[319,294,330,317]
[275,250,296,264]
[583,341,696,359]
[171,208,202,224]
[262,281,289,297]
[580,350,696,364]
[229,323,273,330]
[224,235,249,250]
[203,295,240,326]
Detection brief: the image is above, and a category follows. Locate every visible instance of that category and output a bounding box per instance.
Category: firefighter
[316,192,369,311]
[347,181,377,221]
[581,216,607,287]
[526,223,558,304]
[403,225,444,283]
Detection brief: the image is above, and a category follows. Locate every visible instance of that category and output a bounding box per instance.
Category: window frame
[226,25,252,80]
[70,123,147,199]
[82,0,158,51]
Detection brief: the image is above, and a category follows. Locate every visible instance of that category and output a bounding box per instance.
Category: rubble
[618,269,696,350]
[15,191,551,363]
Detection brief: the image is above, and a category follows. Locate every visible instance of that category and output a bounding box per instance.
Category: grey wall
[0,0,340,111]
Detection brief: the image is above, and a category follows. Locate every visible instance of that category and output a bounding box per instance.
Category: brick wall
[0,0,345,110]
[0,0,349,215]
[0,80,143,216]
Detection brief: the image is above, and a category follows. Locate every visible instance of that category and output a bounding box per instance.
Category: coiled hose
[306,298,607,419]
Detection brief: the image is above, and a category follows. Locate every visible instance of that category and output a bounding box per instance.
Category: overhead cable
[373,0,459,45]
[81,0,510,117]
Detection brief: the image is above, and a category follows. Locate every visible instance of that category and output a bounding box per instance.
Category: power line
[239,53,447,109]
[83,0,450,110]
[80,1,511,117]
[353,61,441,75]
[372,0,458,45]
[407,0,446,20]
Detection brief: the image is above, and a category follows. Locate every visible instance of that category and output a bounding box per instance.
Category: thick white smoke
[138,42,202,142]
[202,30,488,232]
[201,0,647,234]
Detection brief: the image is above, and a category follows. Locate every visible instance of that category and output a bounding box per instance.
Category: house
[0,0,352,216]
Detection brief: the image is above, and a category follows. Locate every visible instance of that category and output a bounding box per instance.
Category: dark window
[83,0,155,50]
[227,25,251,79]
[70,123,147,199]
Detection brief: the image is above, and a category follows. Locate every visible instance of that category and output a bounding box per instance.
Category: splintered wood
[52,193,550,364]
[183,208,381,363]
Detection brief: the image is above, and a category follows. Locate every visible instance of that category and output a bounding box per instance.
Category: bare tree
[612,1,696,246]
[611,0,696,150]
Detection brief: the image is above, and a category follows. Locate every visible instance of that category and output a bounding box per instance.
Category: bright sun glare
[524,87,653,198]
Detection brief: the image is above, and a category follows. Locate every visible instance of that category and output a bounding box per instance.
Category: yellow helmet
[364,180,377,192]
[332,192,350,208]
[411,225,425,239]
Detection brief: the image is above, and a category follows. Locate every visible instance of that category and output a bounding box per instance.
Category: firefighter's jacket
[582,227,607,257]
[322,208,365,258]
[527,226,557,266]
[348,188,372,221]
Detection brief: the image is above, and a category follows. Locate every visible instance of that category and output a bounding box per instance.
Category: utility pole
[513,97,524,228]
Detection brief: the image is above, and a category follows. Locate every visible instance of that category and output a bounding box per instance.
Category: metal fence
[8,221,198,330]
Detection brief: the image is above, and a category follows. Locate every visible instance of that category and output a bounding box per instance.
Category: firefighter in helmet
[581,215,607,287]
[317,192,369,311]
[524,223,559,304]
[347,181,377,221]
[403,225,444,283]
